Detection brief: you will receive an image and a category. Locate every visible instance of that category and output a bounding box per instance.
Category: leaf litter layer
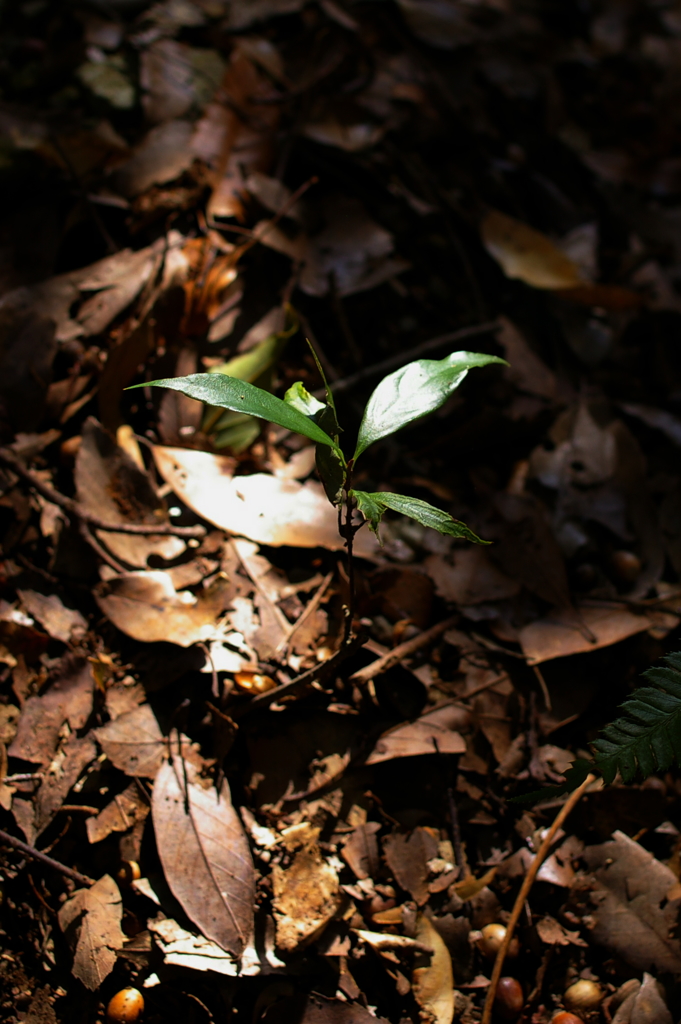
[3,1,681,1023]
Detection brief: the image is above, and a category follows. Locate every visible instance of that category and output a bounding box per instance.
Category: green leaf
[353,350,507,461]
[284,381,326,418]
[131,374,340,451]
[306,338,341,432]
[352,490,488,543]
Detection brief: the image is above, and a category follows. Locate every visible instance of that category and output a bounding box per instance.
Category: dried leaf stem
[0,827,94,888]
[0,446,205,538]
[350,614,458,684]
[481,773,596,1024]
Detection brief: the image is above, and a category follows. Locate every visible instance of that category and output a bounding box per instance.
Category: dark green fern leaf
[591,653,681,783]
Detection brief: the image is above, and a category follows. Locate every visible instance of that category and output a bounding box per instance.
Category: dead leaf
[152,756,254,956]
[28,733,98,841]
[95,703,164,778]
[95,571,234,646]
[148,915,238,976]
[452,867,497,901]
[140,40,225,124]
[152,445,379,556]
[341,822,381,880]
[482,209,585,290]
[384,827,438,905]
[519,605,652,665]
[86,783,150,843]
[412,914,455,1024]
[112,120,196,197]
[579,830,681,973]
[612,973,672,1024]
[536,915,587,947]
[17,590,87,644]
[75,419,185,569]
[272,840,341,951]
[298,994,390,1024]
[497,317,559,401]
[424,548,519,606]
[58,875,125,990]
[0,705,20,746]
[366,704,468,765]
[8,657,94,766]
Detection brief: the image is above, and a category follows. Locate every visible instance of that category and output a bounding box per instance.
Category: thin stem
[0,827,94,888]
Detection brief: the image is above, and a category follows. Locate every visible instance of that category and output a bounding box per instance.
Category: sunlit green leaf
[131,374,340,451]
[352,489,488,543]
[284,381,326,418]
[353,350,506,461]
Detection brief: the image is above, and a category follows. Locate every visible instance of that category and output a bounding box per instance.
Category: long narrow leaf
[129,374,340,451]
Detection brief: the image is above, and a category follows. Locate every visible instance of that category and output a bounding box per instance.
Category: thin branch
[350,614,458,685]
[0,827,94,888]
[278,570,334,655]
[480,773,596,1024]
[0,447,205,538]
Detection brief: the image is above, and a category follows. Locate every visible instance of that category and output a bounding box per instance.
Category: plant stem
[0,827,94,888]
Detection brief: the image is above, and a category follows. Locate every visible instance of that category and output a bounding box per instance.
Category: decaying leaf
[366,704,468,765]
[424,548,519,606]
[341,822,381,880]
[86,782,150,843]
[412,914,455,1024]
[383,827,439,905]
[271,835,342,951]
[611,973,672,1024]
[519,605,653,665]
[17,590,87,644]
[152,757,254,957]
[147,915,238,976]
[8,657,94,766]
[94,571,234,646]
[58,875,125,990]
[152,445,379,556]
[536,915,587,947]
[578,830,681,973]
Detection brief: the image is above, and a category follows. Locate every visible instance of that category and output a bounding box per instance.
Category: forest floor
[2,1,681,1022]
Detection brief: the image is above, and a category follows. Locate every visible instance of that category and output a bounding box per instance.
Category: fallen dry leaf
[95,703,164,778]
[86,782,150,844]
[152,445,379,556]
[424,548,519,606]
[612,973,672,1024]
[519,605,652,665]
[147,915,238,977]
[341,822,381,880]
[8,656,94,766]
[272,839,341,951]
[152,756,254,957]
[579,831,681,973]
[412,913,455,1024]
[95,571,234,646]
[58,875,125,990]
[366,704,468,765]
[17,590,87,644]
[536,915,587,947]
[384,827,438,905]
[481,209,585,290]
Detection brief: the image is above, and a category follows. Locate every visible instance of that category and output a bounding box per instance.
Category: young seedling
[129,346,505,636]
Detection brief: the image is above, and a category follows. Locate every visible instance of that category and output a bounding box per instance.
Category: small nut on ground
[106,987,144,1024]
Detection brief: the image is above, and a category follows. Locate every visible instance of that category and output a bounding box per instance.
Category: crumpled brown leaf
[341,822,381,880]
[8,656,94,766]
[272,828,341,951]
[94,571,235,646]
[578,830,681,973]
[152,757,255,957]
[611,973,672,1024]
[366,704,468,765]
[383,827,439,905]
[17,590,87,644]
[58,874,125,990]
[412,913,455,1024]
[95,703,164,778]
[147,915,239,977]
[86,782,150,844]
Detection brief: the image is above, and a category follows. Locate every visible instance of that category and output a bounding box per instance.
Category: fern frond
[591,653,681,783]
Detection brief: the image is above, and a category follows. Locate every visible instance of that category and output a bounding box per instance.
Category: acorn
[610,550,641,584]
[494,977,524,1020]
[563,979,602,1014]
[551,1015,583,1024]
[116,860,141,886]
[106,987,144,1024]
[476,923,520,960]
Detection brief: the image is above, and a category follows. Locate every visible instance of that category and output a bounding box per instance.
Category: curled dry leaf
[17,590,87,644]
[147,916,238,977]
[152,445,379,556]
[579,830,681,973]
[152,756,255,957]
[94,571,234,647]
[481,209,585,290]
[366,704,468,765]
[58,874,125,990]
[76,419,185,569]
[272,839,342,951]
[535,915,587,947]
[412,914,455,1024]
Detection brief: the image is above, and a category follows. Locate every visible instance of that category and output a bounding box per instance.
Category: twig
[0,827,94,888]
[433,738,467,875]
[480,773,596,1024]
[320,320,500,397]
[79,520,127,573]
[279,570,334,654]
[0,447,205,538]
[350,615,458,685]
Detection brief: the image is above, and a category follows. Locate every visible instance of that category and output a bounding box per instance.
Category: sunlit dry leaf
[341,822,381,880]
[452,867,497,900]
[86,783,150,844]
[536,915,587,947]
[95,703,164,778]
[482,209,585,289]
[17,590,87,644]
[58,875,124,990]
[8,657,94,766]
[152,445,379,556]
[95,571,234,647]
[152,757,254,956]
[272,840,341,951]
[366,704,468,765]
[580,831,681,973]
[519,605,652,665]
[147,916,238,976]
[412,914,455,1024]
